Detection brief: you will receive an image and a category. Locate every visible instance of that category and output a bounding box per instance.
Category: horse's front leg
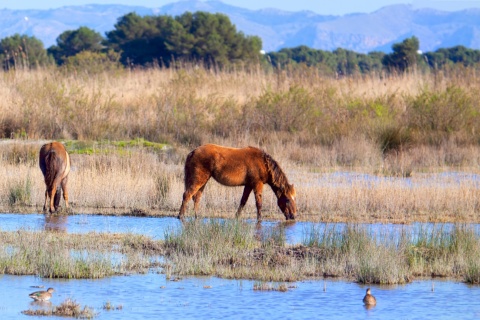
[236,186,252,218]
[253,184,264,221]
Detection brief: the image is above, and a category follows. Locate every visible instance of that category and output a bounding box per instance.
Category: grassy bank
[0,139,479,223]
[2,220,480,284]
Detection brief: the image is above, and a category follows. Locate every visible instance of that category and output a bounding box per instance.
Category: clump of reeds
[253,282,289,292]
[103,301,123,311]
[163,219,257,275]
[22,298,97,318]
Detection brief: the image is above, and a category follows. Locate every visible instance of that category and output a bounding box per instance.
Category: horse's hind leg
[178,188,196,220]
[48,185,58,213]
[61,176,69,210]
[236,186,252,218]
[192,184,207,219]
[53,188,62,211]
[178,183,207,220]
[43,190,49,212]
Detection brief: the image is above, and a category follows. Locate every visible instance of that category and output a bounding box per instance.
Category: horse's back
[39,142,70,179]
[185,144,266,186]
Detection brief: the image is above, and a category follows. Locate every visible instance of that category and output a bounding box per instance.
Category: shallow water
[0,213,314,244]
[1,273,480,320]
[2,213,480,246]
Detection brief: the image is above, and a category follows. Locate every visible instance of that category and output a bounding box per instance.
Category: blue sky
[3,0,480,15]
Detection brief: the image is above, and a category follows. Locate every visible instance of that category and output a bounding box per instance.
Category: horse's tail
[183,150,196,187]
[44,151,60,191]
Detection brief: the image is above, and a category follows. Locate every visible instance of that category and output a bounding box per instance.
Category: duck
[29,287,54,301]
[363,288,376,306]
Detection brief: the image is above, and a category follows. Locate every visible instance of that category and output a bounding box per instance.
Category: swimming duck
[363,288,376,306]
[29,287,54,301]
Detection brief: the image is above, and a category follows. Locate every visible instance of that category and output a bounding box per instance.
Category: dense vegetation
[2,11,480,73]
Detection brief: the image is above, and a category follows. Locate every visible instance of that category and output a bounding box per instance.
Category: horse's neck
[267,182,283,198]
[264,154,286,198]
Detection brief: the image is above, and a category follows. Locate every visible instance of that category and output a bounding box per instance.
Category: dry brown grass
[1,66,480,146]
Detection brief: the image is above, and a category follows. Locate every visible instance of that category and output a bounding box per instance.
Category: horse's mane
[262,151,292,194]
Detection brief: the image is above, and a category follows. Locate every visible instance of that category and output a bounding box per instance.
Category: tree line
[1,10,480,74]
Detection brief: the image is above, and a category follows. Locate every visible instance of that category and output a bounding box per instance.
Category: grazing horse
[178,144,296,221]
[39,142,71,213]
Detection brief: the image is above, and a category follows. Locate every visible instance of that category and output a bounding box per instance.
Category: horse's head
[277,184,296,220]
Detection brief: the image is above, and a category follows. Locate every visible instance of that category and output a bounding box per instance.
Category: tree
[106,12,190,66]
[0,34,50,70]
[48,26,104,65]
[105,11,262,68]
[177,11,261,67]
[382,36,420,72]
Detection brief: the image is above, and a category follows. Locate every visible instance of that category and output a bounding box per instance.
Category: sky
[2,0,480,15]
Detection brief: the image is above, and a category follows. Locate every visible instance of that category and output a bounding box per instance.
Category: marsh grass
[163,219,257,275]
[1,222,480,284]
[22,298,97,318]
[303,223,480,284]
[253,282,289,292]
[0,230,163,278]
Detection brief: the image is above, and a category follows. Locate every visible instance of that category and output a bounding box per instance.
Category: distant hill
[1,1,480,53]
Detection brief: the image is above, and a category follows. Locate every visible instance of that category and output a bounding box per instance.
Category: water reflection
[44,214,68,232]
[364,304,376,310]
[30,300,52,308]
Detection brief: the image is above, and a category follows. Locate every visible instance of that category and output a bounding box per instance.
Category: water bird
[29,287,54,301]
[363,288,376,306]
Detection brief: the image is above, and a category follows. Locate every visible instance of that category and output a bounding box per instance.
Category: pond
[1,273,480,319]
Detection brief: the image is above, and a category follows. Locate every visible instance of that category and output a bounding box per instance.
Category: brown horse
[178,144,296,221]
[39,142,71,213]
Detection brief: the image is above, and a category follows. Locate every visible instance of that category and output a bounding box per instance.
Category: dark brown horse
[39,142,71,213]
[178,144,296,221]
